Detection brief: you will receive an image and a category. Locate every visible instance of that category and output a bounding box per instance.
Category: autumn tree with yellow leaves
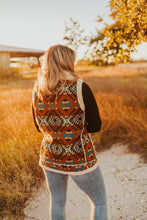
[102,0,147,63]
[63,0,147,64]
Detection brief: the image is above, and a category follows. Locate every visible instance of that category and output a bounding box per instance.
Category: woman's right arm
[32,88,41,132]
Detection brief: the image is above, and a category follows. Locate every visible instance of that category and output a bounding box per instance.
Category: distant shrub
[0,67,12,79]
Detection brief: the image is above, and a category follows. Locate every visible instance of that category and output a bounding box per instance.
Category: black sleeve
[32,88,41,132]
[32,105,41,132]
[82,82,102,133]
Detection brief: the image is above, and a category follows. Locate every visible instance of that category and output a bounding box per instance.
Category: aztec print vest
[33,78,99,175]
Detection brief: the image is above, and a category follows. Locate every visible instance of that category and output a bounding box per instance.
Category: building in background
[0,45,44,76]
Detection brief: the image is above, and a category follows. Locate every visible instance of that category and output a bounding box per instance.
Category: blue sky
[0,0,146,60]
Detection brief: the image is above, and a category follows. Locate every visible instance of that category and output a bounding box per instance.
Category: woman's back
[33,78,99,175]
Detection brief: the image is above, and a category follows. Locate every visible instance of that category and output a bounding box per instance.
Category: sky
[0,0,147,60]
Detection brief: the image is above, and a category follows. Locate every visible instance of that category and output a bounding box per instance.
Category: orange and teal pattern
[34,80,98,174]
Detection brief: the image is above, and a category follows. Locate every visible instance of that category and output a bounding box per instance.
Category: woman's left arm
[82,82,102,133]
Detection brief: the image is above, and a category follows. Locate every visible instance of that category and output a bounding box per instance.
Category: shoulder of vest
[77,78,85,111]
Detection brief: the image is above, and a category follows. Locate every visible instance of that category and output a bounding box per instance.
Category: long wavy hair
[35,44,79,99]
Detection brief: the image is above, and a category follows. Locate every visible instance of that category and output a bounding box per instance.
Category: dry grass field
[0,63,147,219]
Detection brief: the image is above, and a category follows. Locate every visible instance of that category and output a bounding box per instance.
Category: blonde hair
[35,44,79,98]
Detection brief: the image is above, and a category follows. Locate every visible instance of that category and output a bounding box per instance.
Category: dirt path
[23,144,146,220]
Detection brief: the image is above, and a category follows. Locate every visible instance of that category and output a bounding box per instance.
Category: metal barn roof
[0,44,45,57]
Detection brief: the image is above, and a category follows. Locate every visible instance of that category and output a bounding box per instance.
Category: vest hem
[39,158,99,176]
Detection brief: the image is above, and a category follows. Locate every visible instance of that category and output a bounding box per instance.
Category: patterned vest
[33,79,99,175]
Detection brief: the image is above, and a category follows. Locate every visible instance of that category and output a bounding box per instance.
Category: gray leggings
[43,166,107,220]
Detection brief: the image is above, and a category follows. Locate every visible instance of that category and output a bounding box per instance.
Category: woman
[32,44,108,220]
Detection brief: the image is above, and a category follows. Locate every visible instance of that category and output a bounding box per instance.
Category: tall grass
[0,73,146,219]
[88,76,147,162]
[92,92,147,157]
[0,89,44,219]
